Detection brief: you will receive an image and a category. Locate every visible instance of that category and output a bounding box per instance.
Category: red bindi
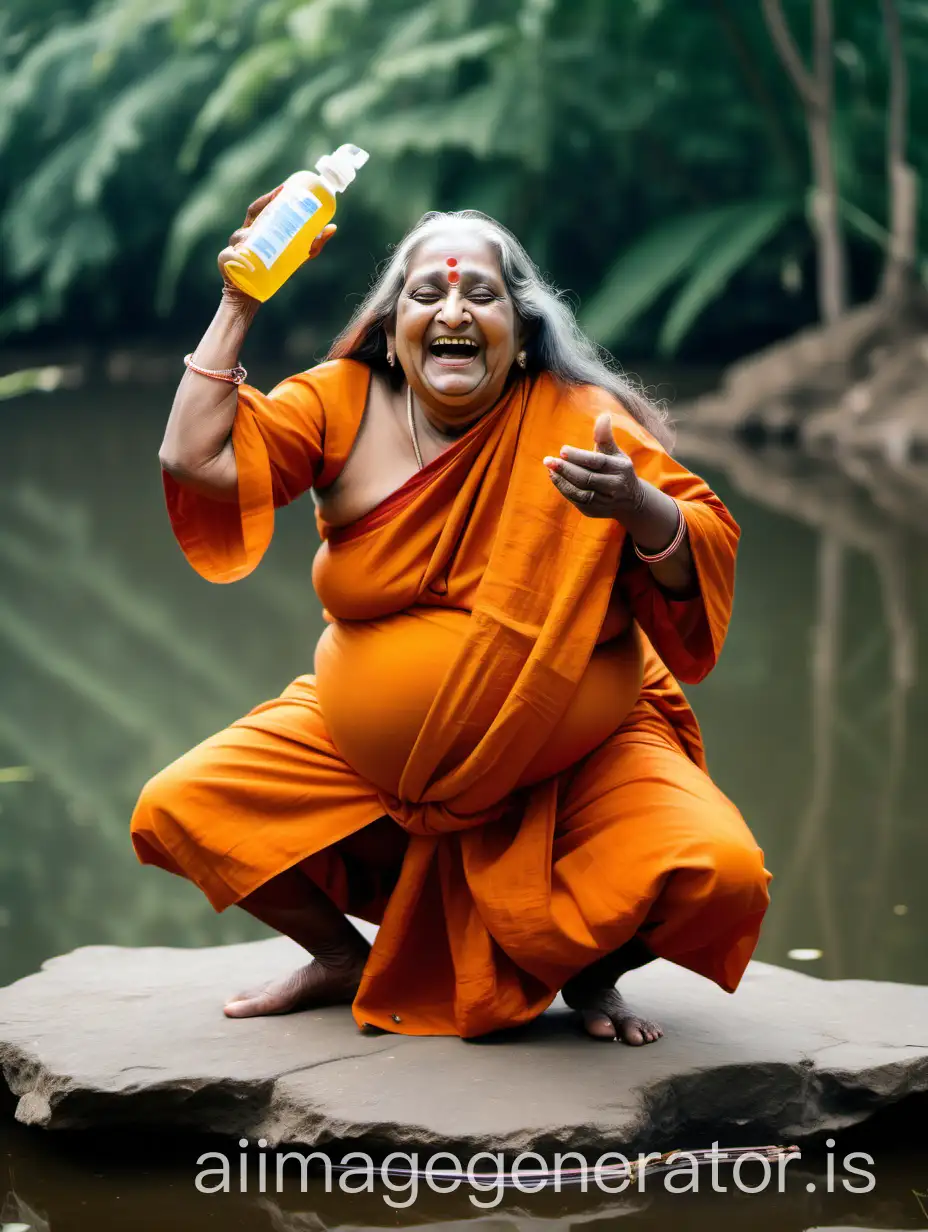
[445,257,458,266]
[447,270,460,284]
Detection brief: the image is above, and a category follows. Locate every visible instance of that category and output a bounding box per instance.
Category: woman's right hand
[218,186,337,307]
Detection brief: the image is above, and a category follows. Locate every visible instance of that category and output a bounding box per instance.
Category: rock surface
[1,934,927,1153]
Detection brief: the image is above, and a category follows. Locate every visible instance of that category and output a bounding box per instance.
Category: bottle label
[250,189,322,269]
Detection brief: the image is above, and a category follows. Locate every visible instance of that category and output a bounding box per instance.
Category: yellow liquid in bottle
[224,171,337,303]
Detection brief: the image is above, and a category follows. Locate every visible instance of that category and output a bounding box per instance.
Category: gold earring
[516,350,527,369]
[387,350,395,367]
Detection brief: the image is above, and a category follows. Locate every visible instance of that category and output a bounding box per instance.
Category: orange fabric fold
[140,359,770,1038]
[163,360,369,583]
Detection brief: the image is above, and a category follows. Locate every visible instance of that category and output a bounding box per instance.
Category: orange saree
[132,359,771,1037]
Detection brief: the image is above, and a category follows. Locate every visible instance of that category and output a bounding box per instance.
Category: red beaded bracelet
[183,353,247,385]
[633,500,686,564]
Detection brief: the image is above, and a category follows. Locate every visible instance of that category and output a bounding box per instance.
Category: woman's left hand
[544,413,644,522]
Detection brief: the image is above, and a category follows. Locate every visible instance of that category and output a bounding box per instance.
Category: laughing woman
[131,199,770,1043]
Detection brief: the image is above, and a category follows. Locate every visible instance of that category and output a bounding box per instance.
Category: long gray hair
[328,210,673,450]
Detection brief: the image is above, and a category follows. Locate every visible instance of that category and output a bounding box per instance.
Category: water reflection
[3,1140,928,1232]
[1,384,927,987]
[2,380,928,1228]
[1,1191,50,1232]
[675,429,925,982]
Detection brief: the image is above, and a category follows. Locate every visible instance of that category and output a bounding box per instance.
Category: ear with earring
[516,350,527,369]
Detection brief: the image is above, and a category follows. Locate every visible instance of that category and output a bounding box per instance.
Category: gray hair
[328,210,673,450]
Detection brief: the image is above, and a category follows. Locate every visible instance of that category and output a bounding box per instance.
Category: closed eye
[408,286,500,304]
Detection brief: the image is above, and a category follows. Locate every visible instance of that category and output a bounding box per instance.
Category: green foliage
[579,205,766,349]
[657,199,796,356]
[0,0,925,357]
[580,197,798,358]
[178,41,301,171]
[0,366,74,399]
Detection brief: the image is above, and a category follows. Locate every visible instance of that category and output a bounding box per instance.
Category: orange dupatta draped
[151,360,758,1038]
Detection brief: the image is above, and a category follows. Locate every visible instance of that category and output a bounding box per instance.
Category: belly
[315,608,644,797]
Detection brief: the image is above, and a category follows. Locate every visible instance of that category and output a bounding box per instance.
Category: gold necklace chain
[406,384,424,470]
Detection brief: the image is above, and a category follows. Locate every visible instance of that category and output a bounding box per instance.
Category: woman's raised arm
[159,293,259,500]
[159,188,335,501]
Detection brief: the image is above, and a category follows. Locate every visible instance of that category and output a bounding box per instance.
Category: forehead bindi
[407,260,502,288]
[409,234,501,284]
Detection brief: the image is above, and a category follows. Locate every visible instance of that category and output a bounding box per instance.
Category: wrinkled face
[388,226,523,428]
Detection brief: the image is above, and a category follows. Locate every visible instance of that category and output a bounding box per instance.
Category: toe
[224,986,285,1018]
[617,1017,663,1046]
[617,1017,647,1046]
[223,995,262,1018]
[582,1010,618,1040]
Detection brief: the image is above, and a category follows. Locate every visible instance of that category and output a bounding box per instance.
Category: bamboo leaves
[579,205,761,349]
[158,112,297,310]
[179,42,300,171]
[0,0,924,351]
[81,55,216,197]
[372,26,511,85]
[3,131,99,281]
[658,198,796,355]
[580,199,797,355]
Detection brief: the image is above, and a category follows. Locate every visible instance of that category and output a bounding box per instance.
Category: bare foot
[223,956,366,1019]
[562,983,663,1045]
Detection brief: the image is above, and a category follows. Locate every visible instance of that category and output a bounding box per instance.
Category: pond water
[1,370,927,1229]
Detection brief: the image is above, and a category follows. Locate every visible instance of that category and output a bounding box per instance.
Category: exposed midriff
[314,606,644,797]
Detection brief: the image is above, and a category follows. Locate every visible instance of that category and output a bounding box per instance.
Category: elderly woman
[132,197,770,1044]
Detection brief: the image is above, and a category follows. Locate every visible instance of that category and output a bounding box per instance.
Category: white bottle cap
[315,144,369,192]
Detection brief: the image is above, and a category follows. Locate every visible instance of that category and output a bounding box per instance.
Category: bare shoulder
[356,367,406,436]
[313,367,412,525]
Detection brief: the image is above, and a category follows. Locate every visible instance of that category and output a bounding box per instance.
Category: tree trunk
[761,0,848,323]
[879,0,918,303]
[808,112,846,324]
[810,0,846,323]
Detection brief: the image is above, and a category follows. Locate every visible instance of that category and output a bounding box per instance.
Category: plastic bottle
[224,143,369,302]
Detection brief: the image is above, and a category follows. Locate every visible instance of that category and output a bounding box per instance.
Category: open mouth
[428,336,481,365]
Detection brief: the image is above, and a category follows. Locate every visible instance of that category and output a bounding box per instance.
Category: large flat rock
[1,934,927,1152]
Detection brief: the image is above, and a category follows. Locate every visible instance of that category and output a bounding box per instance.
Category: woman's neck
[415,393,490,440]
